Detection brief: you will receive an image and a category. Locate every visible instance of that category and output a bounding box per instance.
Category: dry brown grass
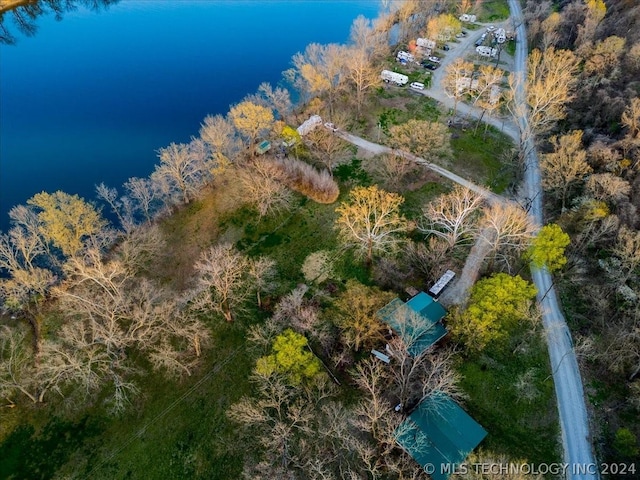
[154,172,245,291]
[274,157,340,204]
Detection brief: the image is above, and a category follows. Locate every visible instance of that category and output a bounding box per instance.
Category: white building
[296,115,323,136]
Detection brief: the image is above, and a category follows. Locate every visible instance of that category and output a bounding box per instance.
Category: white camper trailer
[397,50,415,63]
[476,46,498,58]
[296,115,323,136]
[381,70,409,86]
[416,38,436,50]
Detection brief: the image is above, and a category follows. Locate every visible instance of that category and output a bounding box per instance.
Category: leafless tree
[442,58,475,115]
[237,160,294,217]
[507,47,579,142]
[369,153,419,191]
[189,243,252,322]
[480,202,536,272]
[585,173,631,205]
[304,125,351,174]
[199,113,240,168]
[124,176,162,224]
[419,186,484,250]
[349,14,388,61]
[152,139,208,205]
[248,256,277,308]
[345,47,381,117]
[335,186,408,264]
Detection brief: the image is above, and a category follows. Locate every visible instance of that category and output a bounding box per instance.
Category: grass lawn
[450,125,516,193]
[0,321,256,480]
[456,324,561,465]
[476,0,511,22]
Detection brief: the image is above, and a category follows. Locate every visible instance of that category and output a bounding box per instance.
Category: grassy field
[476,0,511,22]
[457,323,561,465]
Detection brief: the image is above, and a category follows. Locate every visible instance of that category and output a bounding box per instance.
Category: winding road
[334,3,599,477]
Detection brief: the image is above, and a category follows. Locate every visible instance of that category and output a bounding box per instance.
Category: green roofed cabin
[255,140,271,155]
[376,292,448,357]
[396,393,488,480]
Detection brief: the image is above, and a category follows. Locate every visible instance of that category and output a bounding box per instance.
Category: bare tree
[288,43,348,115]
[304,125,351,174]
[369,153,419,191]
[349,14,388,61]
[152,140,207,205]
[335,186,408,264]
[480,202,536,271]
[418,186,484,249]
[237,160,294,217]
[387,120,452,163]
[442,58,475,115]
[386,334,463,409]
[540,130,592,210]
[257,82,293,121]
[585,173,631,205]
[507,47,579,141]
[199,114,240,168]
[189,243,252,322]
[124,176,161,224]
[248,256,277,308]
[345,47,381,117]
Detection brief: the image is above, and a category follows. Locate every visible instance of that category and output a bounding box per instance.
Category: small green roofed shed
[395,394,488,480]
[376,292,448,357]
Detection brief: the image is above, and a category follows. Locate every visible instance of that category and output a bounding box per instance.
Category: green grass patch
[56,322,255,480]
[450,126,515,193]
[476,0,510,22]
[401,181,450,220]
[456,326,561,464]
[505,39,516,56]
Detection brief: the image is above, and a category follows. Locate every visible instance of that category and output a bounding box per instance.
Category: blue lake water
[0,0,380,231]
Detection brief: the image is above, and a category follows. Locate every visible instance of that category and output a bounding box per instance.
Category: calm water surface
[0,0,380,231]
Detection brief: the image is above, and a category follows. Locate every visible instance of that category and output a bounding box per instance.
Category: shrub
[274,158,340,204]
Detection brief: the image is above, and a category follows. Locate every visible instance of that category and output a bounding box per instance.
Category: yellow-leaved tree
[27,191,106,257]
[228,100,275,151]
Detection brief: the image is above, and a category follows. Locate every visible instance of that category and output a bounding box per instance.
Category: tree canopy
[527,224,570,272]
[255,329,322,385]
[452,273,537,351]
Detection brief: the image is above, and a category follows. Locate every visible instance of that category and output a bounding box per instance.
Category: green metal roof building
[395,394,488,480]
[376,292,448,357]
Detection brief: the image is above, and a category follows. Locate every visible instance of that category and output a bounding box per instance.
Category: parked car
[428,56,441,63]
[486,25,496,32]
[423,63,438,70]
[410,82,425,90]
[442,44,450,51]
[324,122,337,132]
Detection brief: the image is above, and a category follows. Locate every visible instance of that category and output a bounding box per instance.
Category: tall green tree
[526,224,570,272]
[451,273,537,351]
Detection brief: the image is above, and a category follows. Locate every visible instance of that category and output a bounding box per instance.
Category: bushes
[274,157,340,204]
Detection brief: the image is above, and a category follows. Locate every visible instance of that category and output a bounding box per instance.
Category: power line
[79,347,241,480]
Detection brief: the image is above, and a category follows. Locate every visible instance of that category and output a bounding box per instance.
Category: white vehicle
[397,50,415,63]
[487,25,496,32]
[476,45,498,58]
[416,38,436,49]
[324,122,337,132]
[410,82,425,90]
[428,56,441,63]
[381,70,409,86]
